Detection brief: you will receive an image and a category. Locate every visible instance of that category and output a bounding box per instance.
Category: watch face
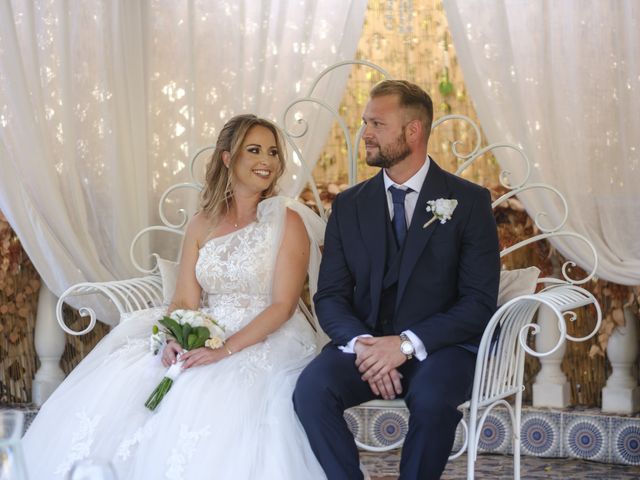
[401,341,414,355]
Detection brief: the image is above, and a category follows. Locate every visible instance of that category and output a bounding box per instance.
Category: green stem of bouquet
[144,377,174,411]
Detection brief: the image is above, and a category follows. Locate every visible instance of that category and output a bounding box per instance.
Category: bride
[23,114,327,480]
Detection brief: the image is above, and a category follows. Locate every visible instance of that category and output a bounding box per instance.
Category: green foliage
[159,316,184,345]
[157,317,212,351]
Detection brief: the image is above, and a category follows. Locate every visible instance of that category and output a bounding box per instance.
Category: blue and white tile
[344,408,365,444]
[520,411,561,457]
[366,408,409,449]
[610,416,640,466]
[564,415,608,462]
[478,408,512,454]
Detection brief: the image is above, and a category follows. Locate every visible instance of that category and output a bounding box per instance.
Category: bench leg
[32,285,65,405]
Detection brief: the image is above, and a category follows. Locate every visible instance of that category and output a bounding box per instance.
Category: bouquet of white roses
[145,309,225,411]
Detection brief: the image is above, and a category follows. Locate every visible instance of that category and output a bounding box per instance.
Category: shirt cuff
[403,330,427,361]
[339,334,373,354]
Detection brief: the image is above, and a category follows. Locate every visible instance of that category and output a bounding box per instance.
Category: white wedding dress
[23,197,327,480]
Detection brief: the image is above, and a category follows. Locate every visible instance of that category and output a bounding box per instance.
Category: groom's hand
[355,340,402,399]
[369,369,403,400]
[355,336,406,390]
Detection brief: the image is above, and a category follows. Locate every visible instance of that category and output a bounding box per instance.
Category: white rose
[178,310,198,325]
[189,312,205,327]
[424,198,458,228]
[205,337,224,350]
[435,199,457,217]
[170,309,187,321]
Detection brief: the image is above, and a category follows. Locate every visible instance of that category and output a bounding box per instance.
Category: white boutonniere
[423,198,458,229]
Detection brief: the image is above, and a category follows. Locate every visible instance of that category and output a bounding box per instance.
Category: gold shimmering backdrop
[315,0,498,187]
[1,0,634,407]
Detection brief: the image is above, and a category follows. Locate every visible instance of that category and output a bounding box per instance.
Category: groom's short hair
[370,80,433,137]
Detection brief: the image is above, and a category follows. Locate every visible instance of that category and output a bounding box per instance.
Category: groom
[294,80,500,479]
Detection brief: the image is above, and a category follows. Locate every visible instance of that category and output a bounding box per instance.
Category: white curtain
[0,0,366,324]
[444,0,640,285]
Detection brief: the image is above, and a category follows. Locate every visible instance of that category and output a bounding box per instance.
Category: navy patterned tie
[389,186,410,248]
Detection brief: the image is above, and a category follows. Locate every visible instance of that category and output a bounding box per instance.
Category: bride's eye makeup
[246,145,278,157]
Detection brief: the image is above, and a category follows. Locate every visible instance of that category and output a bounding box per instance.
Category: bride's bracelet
[224,343,234,356]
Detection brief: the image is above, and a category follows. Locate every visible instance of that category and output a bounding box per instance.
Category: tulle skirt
[23,306,326,480]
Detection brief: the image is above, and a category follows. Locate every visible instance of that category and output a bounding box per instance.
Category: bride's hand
[161,340,184,367]
[179,347,227,369]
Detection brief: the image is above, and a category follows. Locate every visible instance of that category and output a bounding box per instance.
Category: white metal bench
[56,61,602,480]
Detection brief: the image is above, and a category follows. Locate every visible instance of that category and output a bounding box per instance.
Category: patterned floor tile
[361,450,640,479]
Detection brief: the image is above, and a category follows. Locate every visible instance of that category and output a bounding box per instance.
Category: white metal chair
[353,284,601,479]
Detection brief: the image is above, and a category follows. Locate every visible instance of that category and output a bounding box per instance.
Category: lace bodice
[194,197,286,334]
[195,219,276,297]
[193,196,326,342]
[194,218,275,335]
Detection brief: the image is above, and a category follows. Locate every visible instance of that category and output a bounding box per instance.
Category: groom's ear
[405,118,422,144]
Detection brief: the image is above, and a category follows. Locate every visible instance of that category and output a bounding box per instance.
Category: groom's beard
[365,132,411,169]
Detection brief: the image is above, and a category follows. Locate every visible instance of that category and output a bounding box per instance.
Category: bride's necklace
[227,212,256,229]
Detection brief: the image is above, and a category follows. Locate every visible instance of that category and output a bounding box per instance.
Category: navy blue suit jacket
[314,160,501,354]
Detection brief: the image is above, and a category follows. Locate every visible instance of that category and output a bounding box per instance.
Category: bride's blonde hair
[201,114,286,222]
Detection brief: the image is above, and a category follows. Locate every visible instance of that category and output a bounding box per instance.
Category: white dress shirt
[339,157,431,361]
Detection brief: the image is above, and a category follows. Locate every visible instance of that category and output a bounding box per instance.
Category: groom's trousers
[293,343,476,480]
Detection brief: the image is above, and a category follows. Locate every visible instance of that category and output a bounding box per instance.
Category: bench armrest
[56,275,163,336]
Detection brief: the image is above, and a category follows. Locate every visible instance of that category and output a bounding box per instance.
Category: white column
[602,305,640,414]
[532,304,571,408]
[32,284,66,405]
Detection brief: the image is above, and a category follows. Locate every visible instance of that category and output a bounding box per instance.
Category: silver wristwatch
[399,333,415,360]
